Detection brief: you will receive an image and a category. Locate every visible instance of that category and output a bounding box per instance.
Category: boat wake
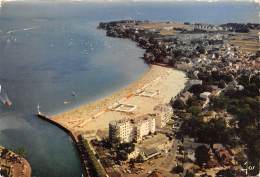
[6,27,38,34]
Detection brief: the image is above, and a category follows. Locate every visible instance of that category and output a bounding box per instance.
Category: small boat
[72,91,77,97]
[0,90,12,107]
[4,99,12,107]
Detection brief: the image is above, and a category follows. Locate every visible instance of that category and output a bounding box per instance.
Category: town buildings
[153,104,173,128]
[109,104,172,143]
[98,20,259,177]
[109,115,155,143]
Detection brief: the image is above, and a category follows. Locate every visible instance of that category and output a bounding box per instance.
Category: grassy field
[230,30,260,53]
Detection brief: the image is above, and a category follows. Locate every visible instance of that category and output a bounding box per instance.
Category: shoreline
[52,64,187,135]
[29,18,260,177]
[39,21,188,177]
[52,64,152,119]
[38,63,187,177]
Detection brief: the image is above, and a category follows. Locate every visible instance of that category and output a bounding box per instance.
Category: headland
[0,146,31,177]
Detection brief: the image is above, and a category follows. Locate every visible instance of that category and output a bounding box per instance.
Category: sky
[1,0,259,5]
[2,0,257,2]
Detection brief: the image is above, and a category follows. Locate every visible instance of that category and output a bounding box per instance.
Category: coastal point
[0,146,31,177]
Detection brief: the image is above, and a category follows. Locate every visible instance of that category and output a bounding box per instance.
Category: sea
[0,1,259,177]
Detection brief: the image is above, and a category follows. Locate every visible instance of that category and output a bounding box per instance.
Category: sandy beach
[52,64,187,136]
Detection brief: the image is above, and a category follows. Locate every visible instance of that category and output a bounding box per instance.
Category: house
[213,144,234,166]
[183,137,210,162]
[144,52,155,62]
[139,148,161,161]
[200,92,211,100]
[209,85,222,96]
[163,26,173,31]
[202,111,217,122]
[162,56,173,64]
[175,61,193,71]
[187,79,203,88]
[180,91,193,103]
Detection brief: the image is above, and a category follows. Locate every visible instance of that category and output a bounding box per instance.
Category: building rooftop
[147,171,165,177]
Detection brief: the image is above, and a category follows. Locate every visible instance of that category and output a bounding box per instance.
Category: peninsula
[40,20,259,177]
[0,146,31,177]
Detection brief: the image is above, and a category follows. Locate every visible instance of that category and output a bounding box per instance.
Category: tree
[188,106,202,117]
[1,148,8,158]
[196,45,206,54]
[117,150,128,161]
[14,147,26,158]
[83,139,107,177]
[216,169,236,177]
[118,143,135,153]
[172,165,184,174]
[212,96,228,110]
[171,98,185,109]
[218,79,226,89]
[195,145,210,167]
[200,174,212,177]
[189,84,204,96]
[185,171,195,177]
[187,96,202,107]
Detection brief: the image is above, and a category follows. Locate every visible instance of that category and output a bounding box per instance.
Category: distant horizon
[1,0,258,2]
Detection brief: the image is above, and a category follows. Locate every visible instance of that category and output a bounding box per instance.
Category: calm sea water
[0,1,259,177]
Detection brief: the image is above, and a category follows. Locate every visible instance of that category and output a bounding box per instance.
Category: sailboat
[0,93,12,107]
[0,85,12,107]
[72,91,77,97]
[4,94,12,106]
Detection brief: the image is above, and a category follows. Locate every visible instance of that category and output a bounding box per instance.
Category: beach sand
[52,65,187,136]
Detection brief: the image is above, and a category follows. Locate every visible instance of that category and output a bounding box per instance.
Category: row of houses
[183,137,235,168]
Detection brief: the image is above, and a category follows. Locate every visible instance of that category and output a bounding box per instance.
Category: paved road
[158,140,178,172]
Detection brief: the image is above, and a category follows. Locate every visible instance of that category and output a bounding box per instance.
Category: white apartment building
[135,116,156,142]
[109,115,155,144]
[153,104,173,128]
[109,119,135,143]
